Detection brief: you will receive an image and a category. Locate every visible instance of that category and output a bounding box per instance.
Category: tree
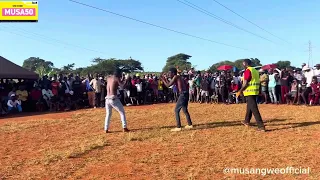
[23,57,54,77]
[60,63,75,74]
[91,57,104,64]
[276,61,291,70]
[162,53,192,72]
[209,58,262,72]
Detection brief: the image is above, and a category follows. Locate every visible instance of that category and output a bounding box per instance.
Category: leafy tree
[276,61,291,70]
[91,57,104,64]
[23,57,54,77]
[209,58,262,72]
[60,63,75,74]
[162,53,192,72]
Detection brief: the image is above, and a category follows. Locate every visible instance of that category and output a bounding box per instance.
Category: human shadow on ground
[125,118,288,133]
[267,121,320,131]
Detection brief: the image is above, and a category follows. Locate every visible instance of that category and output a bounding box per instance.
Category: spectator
[286,79,298,104]
[51,75,60,97]
[7,94,22,113]
[200,75,209,104]
[309,76,320,106]
[8,87,16,98]
[90,74,102,108]
[30,86,43,111]
[268,69,278,104]
[280,70,290,104]
[83,74,94,107]
[42,86,54,109]
[297,77,308,105]
[259,69,269,104]
[16,86,28,112]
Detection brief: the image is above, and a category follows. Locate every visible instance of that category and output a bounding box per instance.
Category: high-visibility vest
[243,67,260,96]
[158,80,163,90]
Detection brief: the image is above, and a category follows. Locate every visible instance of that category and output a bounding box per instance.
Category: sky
[0,0,319,72]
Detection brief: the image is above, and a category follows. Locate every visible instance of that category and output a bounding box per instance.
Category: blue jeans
[175,92,192,128]
[8,105,22,112]
[268,87,277,103]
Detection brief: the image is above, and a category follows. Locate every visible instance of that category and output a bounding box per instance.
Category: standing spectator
[7,94,22,113]
[314,64,320,82]
[42,86,54,109]
[188,75,195,102]
[309,76,320,105]
[90,74,102,108]
[303,66,314,99]
[83,74,94,107]
[51,75,60,97]
[280,70,290,104]
[259,69,269,104]
[297,77,308,105]
[16,86,28,112]
[30,86,43,111]
[194,72,202,102]
[286,79,298,104]
[268,69,278,104]
[219,71,228,104]
[200,75,210,104]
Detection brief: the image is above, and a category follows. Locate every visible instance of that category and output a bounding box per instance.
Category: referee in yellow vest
[237,59,266,132]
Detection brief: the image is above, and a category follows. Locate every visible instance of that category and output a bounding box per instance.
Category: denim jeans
[175,92,192,128]
[268,87,277,103]
[105,96,127,130]
[8,105,22,112]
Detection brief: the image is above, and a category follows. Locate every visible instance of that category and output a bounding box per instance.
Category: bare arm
[162,76,178,87]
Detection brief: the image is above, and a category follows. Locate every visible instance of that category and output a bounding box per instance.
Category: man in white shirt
[303,66,315,87]
[314,64,320,82]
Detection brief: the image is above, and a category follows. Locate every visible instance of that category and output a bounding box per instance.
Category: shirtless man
[161,67,193,132]
[105,69,129,133]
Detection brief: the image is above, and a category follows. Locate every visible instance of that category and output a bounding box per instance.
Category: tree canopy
[22,57,54,77]
[209,58,262,72]
[162,53,192,72]
[22,57,144,77]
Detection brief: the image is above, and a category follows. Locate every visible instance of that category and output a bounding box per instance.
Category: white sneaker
[185,125,193,129]
[171,128,182,132]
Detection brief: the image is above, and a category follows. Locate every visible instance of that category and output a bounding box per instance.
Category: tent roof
[0,56,39,79]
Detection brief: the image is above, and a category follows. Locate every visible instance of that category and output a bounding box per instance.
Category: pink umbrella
[262,64,277,70]
[217,65,233,71]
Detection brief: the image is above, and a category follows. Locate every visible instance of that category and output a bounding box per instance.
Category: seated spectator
[309,77,320,106]
[7,94,22,113]
[8,87,16,99]
[16,86,28,112]
[286,79,298,104]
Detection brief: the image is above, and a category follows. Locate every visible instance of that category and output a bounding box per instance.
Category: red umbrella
[262,64,277,70]
[217,65,233,71]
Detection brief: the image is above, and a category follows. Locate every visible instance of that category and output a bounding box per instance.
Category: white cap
[10,94,16,97]
[302,66,310,71]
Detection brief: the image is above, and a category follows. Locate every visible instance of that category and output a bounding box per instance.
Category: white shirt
[7,99,21,107]
[42,89,54,100]
[314,69,320,82]
[135,83,142,92]
[304,70,315,87]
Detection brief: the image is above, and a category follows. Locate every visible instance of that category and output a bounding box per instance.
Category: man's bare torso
[106,75,120,96]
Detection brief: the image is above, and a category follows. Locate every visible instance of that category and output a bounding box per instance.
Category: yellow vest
[158,80,163,90]
[243,67,260,96]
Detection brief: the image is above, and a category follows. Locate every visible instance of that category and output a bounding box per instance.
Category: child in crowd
[7,94,22,113]
[286,79,298,104]
[309,76,320,106]
[297,77,308,105]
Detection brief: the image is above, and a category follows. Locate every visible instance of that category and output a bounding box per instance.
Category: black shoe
[105,130,109,133]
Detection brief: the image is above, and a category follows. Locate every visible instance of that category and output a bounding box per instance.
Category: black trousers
[175,92,192,128]
[244,95,265,128]
[94,93,101,107]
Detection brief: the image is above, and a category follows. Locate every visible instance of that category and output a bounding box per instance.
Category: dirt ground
[0,104,319,179]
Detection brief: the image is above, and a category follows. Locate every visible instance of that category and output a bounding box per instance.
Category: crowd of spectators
[0,63,319,116]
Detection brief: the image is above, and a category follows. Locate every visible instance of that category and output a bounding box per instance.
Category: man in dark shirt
[200,76,210,103]
[162,67,193,132]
